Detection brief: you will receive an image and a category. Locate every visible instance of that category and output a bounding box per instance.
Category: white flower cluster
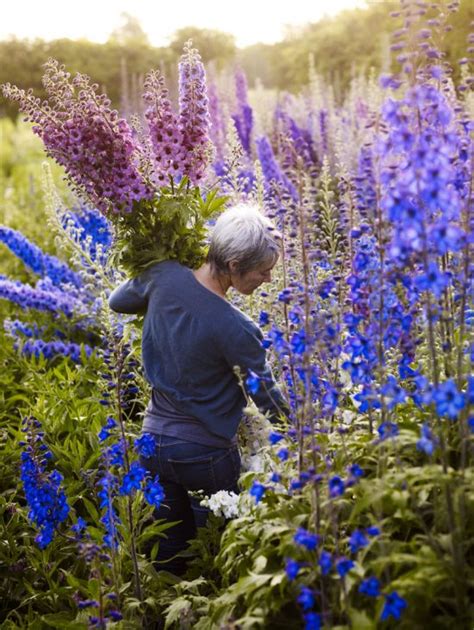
[238,404,274,472]
[241,453,266,473]
[200,490,241,518]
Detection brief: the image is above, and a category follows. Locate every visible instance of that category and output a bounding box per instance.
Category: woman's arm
[223,319,290,423]
[108,277,149,314]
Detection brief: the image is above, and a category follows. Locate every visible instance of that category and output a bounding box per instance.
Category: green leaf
[348,608,377,630]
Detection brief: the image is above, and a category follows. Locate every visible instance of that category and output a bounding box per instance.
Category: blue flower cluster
[97,469,121,549]
[294,527,320,550]
[20,417,70,548]
[0,226,81,287]
[0,277,84,318]
[22,339,92,363]
[249,480,266,503]
[61,206,112,265]
[75,543,122,624]
[97,424,165,547]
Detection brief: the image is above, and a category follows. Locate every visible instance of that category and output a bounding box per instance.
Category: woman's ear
[228,260,240,274]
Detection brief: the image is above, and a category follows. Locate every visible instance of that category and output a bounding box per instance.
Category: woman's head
[207,204,280,294]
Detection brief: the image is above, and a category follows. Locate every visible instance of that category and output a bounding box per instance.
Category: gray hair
[207,204,281,274]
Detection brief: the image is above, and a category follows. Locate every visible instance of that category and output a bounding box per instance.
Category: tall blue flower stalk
[1,206,113,362]
[0,226,81,287]
[20,416,70,548]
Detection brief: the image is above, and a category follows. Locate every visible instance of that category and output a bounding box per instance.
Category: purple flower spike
[178,41,213,184]
[143,70,184,186]
[3,60,152,215]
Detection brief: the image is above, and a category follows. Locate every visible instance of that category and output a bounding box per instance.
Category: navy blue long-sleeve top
[108,261,287,441]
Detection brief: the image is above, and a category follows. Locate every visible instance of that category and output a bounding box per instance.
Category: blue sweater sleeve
[108,276,149,314]
[222,318,289,423]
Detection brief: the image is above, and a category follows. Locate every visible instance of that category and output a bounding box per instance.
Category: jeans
[140,433,241,575]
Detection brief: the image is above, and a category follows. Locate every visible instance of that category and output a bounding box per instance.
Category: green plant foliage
[111,177,228,276]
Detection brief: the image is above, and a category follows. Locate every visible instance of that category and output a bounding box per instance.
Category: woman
[109,204,288,574]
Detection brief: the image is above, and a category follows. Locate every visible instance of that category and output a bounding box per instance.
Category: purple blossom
[62,206,112,265]
[231,69,253,154]
[381,375,407,409]
[246,370,261,395]
[366,526,381,537]
[178,41,213,183]
[143,69,184,185]
[0,277,85,318]
[256,135,298,201]
[275,106,316,168]
[119,461,146,495]
[378,422,399,440]
[415,262,450,298]
[98,417,117,443]
[20,417,70,548]
[71,517,87,534]
[21,339,92,363]
[349,464,364,479]
[269,431,284,445]
[2,59,152,214]
[428,221,464,255]
[303,612,321,630]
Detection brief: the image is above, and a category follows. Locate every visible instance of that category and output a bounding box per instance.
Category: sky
[1,0,370,48]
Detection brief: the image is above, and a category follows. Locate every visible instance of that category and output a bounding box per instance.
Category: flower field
[0,1,473,628]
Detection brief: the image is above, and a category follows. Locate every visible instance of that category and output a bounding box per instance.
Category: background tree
[0,0,471,118]
[108,12,151,47]
[169,26,237,67]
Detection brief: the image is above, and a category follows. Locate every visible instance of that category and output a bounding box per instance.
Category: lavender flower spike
[178,41,214,184]
[143,70,183,186]
[2,59,153,215]
[231,68,253,154]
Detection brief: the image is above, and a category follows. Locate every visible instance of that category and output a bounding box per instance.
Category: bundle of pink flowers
[2,41,213,217]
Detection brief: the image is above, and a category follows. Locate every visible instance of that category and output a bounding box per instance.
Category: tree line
[0,1,471,118]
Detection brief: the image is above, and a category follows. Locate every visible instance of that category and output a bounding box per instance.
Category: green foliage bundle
[111,181,226,276]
